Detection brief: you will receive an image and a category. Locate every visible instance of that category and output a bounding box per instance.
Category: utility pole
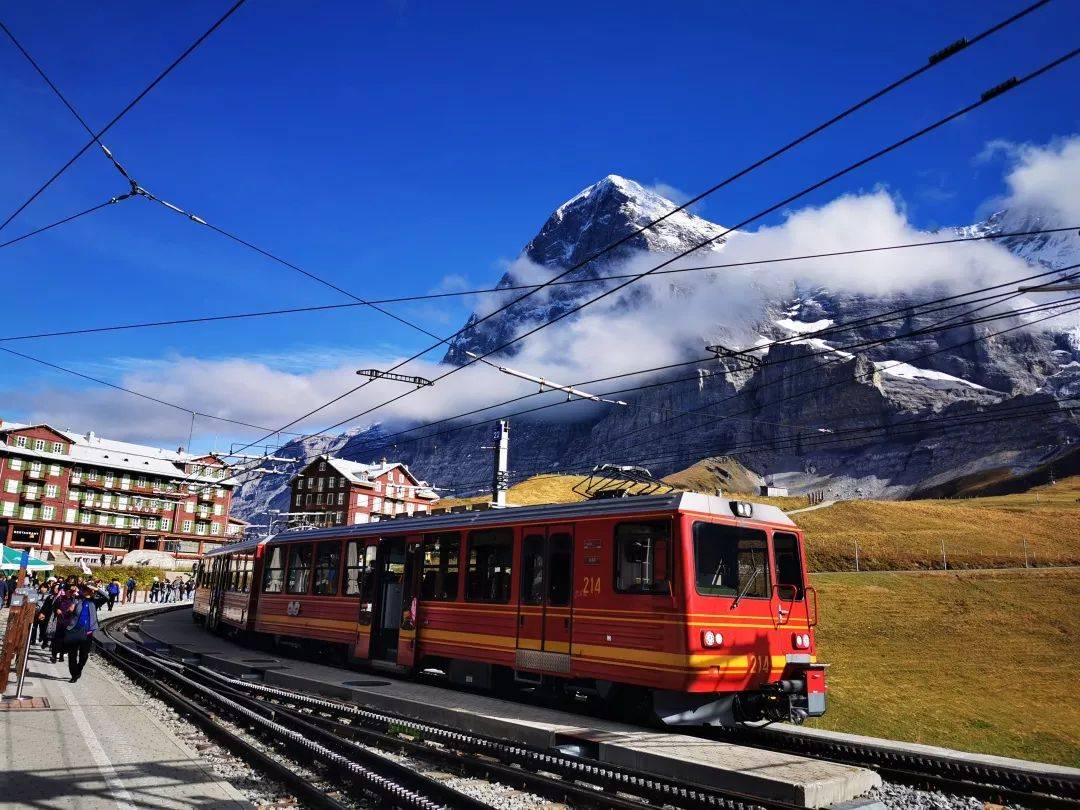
[491,420,510,508]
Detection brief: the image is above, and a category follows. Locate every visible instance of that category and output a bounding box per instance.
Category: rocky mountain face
[233,178,1080,522]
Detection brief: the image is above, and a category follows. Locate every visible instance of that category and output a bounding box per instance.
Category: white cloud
[987,135,1080,225]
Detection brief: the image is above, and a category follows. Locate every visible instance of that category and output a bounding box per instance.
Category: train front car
[656,495,826,726]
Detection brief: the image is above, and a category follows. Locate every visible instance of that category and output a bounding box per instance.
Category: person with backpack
[106,579,120,611]
[124,576,137,604]
[60,582,109,683]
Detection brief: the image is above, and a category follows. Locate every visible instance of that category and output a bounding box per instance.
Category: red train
[193,493,826,725]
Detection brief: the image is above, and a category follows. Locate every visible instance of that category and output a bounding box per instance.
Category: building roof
[266,492,793,547]
[0,420,232,486]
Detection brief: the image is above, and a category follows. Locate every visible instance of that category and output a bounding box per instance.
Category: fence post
[1023,538,1030,569]
[854,539,860,572]
[941,538,947,571]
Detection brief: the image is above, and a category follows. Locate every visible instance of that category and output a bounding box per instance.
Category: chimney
[380,456,387,466]
[86,430,96,441]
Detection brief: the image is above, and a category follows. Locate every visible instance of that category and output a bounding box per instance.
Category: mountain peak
[527,175,728,270]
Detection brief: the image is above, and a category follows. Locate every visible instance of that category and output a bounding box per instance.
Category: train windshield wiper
[731,562,761,609]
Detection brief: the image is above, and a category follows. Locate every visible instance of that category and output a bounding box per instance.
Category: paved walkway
[1,602,250,809]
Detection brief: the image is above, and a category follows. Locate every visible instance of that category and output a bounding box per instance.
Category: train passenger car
[202,493,825,726]
[193,535,268,634]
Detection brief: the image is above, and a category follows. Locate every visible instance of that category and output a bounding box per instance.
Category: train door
[370,538,406,662]
[516,524,574,671]
[771,530,806,628]
[396,539,422,668]
[207,557,227,631]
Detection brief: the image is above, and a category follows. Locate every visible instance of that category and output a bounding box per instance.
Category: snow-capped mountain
[443,175,729,364]
[233,176,1080,522]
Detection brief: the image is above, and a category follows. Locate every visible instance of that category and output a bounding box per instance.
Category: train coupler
[734,664,828,724]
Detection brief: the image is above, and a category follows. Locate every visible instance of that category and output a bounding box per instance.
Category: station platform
[138,607,879,808]
[1,602,251,809]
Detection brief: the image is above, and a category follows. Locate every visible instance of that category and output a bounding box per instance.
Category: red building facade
[0,419,236,567]
[288,456,438,527]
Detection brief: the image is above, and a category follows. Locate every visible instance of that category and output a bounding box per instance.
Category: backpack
[63,600,94,644]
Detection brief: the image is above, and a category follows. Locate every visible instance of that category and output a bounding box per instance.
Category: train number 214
[581,576,601,596]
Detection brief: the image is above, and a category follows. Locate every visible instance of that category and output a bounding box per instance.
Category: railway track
[715,725,1080,810]
[97,609,804,810]
[101,607,1080,810]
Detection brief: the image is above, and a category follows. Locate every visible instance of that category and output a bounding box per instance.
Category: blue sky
[1,0,1078,448]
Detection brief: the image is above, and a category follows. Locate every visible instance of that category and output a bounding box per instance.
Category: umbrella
[0,544,54,572]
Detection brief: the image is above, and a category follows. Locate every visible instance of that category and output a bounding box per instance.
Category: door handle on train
[564,617,569,629]
[519,614,525,626]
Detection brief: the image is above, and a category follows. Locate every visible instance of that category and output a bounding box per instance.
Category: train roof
[259,492,794,549]
[202,535,271,558]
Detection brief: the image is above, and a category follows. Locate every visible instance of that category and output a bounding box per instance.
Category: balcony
[24,467,46,480]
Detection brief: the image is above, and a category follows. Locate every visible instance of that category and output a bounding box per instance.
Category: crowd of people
[0,570,196,683]
[0,571,195,608]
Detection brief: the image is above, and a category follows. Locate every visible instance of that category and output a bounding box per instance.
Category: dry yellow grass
[796,480,1080,571]
[809,568,1080,766]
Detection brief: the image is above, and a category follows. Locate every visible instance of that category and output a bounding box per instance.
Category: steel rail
[711,727,1080,810]
[104,606,1080,810]
[186,661,803,810]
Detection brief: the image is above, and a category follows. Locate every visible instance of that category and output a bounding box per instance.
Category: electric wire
[0,0,248,234]
[202,6,1067,482]
[329,260,1077,457]
[0,224,1072,342]
[285,46,1080,470]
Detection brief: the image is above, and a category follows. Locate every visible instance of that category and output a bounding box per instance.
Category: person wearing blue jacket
[60,583,108,683]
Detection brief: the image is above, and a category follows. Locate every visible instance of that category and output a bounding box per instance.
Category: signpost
[0,550,39,704]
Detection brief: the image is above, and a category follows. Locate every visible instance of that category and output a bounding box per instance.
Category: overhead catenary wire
[328,259,1078,457]
[277,45,1080,474]
[1,13,481,374]
[0,193,134,251]
[191,5,1063,483]
[0,224,1072,342]
[571,293,1080,466]
[221,291,1080,491]
[0,0,248,235]
[0,345,309,438]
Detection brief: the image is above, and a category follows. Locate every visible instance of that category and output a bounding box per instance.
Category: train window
[465,529,513,603]
[344,541,363,596]
[693,523,770,599]
[520,534,545,605]
[772,532,804,599]
[614,522,671,595]
[286,544,313,594]
[262,547,285,593]
[421,532,460,601]
[241,556,253,593]
[313,541,342,595]
[360,545,377,604]
[548,532,572,606]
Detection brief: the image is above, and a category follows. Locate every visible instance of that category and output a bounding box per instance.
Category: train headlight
[701,630,724,648]
[730,501,753,518]
[792,633,811,649]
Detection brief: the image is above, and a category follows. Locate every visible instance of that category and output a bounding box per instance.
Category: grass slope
[796,479,1080,571]
[809,568,1079,766]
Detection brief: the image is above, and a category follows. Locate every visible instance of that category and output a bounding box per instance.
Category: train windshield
[693,522,770,599]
